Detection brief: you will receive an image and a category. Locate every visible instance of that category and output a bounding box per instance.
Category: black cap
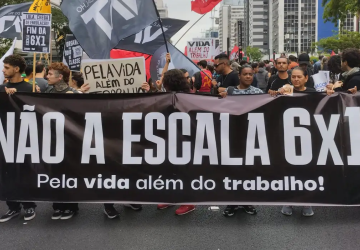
[298,53,310,66]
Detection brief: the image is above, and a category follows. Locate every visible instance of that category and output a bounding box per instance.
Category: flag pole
[32,53,36,92]
[174,14,206,46]
[151,0,169,54]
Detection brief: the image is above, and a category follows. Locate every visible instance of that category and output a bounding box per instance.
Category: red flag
[191,0,222,14]
[110,49,152,80]
[230,45,239,60]
[331,51,336,56]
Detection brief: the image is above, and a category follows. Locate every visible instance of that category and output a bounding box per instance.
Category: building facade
[219,0,245,52]
[244,0,269,53]
[154,0,168,18]
[271,0,317,54]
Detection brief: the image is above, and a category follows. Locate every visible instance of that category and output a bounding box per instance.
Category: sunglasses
[214,62,224,68]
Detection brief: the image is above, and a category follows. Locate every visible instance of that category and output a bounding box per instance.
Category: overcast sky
[165,0,218,52]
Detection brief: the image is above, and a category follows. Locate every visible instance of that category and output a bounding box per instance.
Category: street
[0,203,359,250]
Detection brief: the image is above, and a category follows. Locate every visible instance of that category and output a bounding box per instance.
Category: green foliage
[245,46,263,62]
[0,38,14,57]
[52,7,71,61]
[312,31,360,52]
[322,0,360,28]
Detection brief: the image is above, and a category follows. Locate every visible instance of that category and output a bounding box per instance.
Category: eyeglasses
[214,62,224,68]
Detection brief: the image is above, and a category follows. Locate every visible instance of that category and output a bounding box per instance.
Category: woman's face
[239,68,254,87]
[291,69,308,89]
[70,79,77,88]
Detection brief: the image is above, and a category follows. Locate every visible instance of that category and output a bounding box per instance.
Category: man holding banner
[0,55,36,222]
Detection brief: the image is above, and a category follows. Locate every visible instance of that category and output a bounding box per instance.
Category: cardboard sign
[187,39,216,60]
[22,12,51,53]
[63,34,83,71]
[81,57,146,94]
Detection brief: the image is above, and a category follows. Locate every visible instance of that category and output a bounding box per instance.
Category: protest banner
[0,92,360,205]
[63,34,83,72]
[81,57,146,94]
[22,12,51,53]
[187,39,216,60]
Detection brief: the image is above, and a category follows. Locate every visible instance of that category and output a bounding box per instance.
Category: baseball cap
[298,53,310,66]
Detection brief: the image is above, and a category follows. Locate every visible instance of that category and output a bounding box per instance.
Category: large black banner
[1,92,360,205]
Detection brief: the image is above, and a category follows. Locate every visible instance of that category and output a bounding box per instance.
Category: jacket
[256,67,269,90]
[343,71,360,90]
[314,61,321,74]
[45,85,79,93]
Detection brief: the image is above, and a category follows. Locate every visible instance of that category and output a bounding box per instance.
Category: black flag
[0,2,31,39]
[150,42,201,81]
[115,18,188,55]
[63,34,83,72]
[61,0,158,59]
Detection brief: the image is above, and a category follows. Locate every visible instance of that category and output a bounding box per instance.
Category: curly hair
[328,55,342,74]
[163,69,190,93]
[341,48,360,68]
[48,62,70,83]
[3,54,26,73]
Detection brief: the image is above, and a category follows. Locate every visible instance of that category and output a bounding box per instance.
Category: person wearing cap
[297,53,315,89]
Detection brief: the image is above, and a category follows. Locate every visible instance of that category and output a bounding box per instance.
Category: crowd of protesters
[0,47,359,222]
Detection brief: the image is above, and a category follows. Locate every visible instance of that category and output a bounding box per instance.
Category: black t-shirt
[294,87,317,93]
[0,81,33,92]
[216,71,239,88]
[267,75,291,92]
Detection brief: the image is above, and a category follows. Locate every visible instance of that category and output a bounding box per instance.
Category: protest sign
[313,72,329,92]
[187,39,216,60]
[63,34,83,71]
[319,70,330,84]
[81,57,146,94]
[22,12,51,53]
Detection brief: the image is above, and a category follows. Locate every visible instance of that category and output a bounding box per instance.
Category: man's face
[214,59,226,74]
[341,60,348,71]
[254,66,259,73]
[183,72,190,83]
[47,69,62,85]
[2,63,18,79]
[276,58,288,72]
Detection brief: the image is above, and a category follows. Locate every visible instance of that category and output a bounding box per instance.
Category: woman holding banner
[276,67,316,216]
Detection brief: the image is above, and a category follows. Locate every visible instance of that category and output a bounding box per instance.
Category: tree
[322,0,360,31]
[245,46,262,62]
[0,0,71,60]
[52,7,71,61]
[312,31,360,52]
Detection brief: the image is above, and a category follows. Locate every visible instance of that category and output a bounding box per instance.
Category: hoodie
[256,67,269,90]
[343,70,360,90]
